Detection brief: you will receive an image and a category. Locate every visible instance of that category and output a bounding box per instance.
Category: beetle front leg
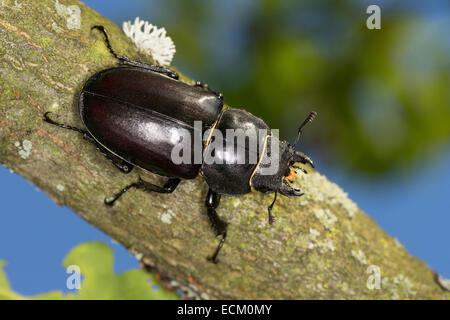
[91,25,179,80]
[267,191,278,224]
[204,189,228,263]
[104,177,180,206]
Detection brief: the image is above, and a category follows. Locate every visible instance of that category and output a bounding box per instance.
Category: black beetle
[44,26,316,263]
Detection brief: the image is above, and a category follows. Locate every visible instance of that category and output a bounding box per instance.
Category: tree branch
[0,0,448,299]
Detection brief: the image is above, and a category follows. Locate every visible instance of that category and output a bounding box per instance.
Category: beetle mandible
[44,26,317,263]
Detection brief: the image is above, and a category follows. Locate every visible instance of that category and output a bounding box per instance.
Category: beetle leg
[44,111,89,136]
[104,177,180,206]
[91,25,179,80]
[44,112,134,174]
[267,191,278,224]
[205,189,228,264]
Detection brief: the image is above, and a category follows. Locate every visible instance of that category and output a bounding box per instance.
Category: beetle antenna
[292,111,317,148]
[267,191,278,224]
[91,25,127,63]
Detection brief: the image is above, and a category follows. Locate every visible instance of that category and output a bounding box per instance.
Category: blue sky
[0,0,449,296]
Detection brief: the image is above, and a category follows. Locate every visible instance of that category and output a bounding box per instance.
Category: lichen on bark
[0,0,448,299]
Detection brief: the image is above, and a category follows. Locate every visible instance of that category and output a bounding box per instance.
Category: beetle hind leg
[104,177,180,206]
[91,25,179,80]
[43,112,134,174]
[204,189,228,263]
[44,112,89,137]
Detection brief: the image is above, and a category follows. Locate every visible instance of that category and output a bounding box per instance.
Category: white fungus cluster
[122,17,176,67]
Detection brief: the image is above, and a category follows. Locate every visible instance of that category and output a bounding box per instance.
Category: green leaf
[0,261,26,300]
[0,242,179,300]
[0,261,9,290]
[62,241,179,300]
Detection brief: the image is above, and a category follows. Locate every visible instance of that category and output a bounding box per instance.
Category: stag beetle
[44,26,316,263]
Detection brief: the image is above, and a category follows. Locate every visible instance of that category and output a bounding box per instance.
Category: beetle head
[251,141,314,197]
[251,111,316,197]
[278,149,314,197]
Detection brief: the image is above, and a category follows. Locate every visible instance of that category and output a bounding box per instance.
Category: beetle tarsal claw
[104,197,115,206]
